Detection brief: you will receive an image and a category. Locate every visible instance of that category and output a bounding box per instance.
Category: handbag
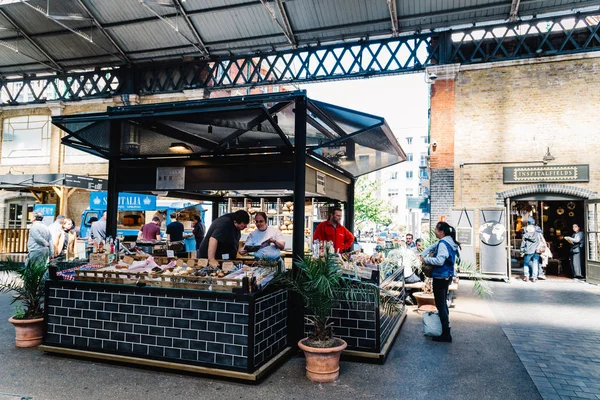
[423,311,443,336]
[422,264,434,278]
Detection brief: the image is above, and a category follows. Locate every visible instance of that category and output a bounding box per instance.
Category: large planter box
[41,280,291,381]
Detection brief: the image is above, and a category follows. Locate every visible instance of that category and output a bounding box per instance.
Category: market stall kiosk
[43,91,406,379]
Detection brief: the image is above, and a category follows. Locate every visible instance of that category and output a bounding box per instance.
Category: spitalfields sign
[503,165,589,184]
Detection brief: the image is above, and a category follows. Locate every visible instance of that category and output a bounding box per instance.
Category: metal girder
[73,0,131,64]
[510,0,522,22]
[387,0,399,37]
[3,10,600,105]
[172,0,209,55]
[260,0,295,46]
[0,69,121,104]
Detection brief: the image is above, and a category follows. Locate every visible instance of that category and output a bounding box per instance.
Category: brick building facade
[428,53,600,283]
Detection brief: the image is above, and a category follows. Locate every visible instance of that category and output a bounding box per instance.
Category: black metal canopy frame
[52,90,406,260]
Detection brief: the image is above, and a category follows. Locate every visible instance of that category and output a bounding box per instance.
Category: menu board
[456,227,473,246]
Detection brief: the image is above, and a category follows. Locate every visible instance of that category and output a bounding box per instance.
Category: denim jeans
[523,253,540,279]
[433,277,451,330]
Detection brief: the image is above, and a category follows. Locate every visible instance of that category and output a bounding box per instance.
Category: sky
[299,73,430,140]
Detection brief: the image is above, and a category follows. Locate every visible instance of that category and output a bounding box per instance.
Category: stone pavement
[0,278,570,400]
[489,278,600,400]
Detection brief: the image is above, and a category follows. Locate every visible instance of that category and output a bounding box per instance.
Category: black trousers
[433,277,451,330]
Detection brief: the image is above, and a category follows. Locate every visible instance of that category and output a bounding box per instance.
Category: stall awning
[0,173,107,191]
[52,91,405,178]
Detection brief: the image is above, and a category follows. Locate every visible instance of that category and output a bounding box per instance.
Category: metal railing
[0,229,29,254]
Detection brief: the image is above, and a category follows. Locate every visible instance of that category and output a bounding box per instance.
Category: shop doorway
[509,199,585,280]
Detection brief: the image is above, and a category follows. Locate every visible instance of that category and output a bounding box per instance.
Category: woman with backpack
[419,222,461,343]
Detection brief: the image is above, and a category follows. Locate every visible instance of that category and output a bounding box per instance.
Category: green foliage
[276,253,400,343]
[13,305,25,319]
[354,176,392,227]
[0,258,48,319]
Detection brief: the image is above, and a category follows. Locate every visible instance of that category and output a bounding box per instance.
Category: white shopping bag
[422,311,442,337]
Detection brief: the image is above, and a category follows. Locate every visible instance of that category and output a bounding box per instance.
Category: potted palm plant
[0,258,47,347]
[277,253,394,382]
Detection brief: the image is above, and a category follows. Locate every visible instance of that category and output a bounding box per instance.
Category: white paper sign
[166,250,175,258]
[156,167,185,190]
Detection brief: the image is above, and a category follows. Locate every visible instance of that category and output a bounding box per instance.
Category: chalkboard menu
[457,227,473,246]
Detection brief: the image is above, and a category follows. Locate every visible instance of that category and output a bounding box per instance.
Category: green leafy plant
[0,258,48,319]
[276,253,400,348]
[13,304,25,319]
[354,176,392,228]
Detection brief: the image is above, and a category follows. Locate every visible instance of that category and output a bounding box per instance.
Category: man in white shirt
[48,215,65,246]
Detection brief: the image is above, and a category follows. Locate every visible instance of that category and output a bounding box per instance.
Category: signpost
[89,192,157,211]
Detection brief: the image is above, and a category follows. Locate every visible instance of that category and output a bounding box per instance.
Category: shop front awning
[52,91,406,178]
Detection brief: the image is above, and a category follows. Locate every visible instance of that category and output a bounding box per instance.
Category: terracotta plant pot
[298,338,347,383]
[413,291,436,307]
[8,317,44,348]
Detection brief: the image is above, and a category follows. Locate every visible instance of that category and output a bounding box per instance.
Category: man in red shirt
[313,206,355,253]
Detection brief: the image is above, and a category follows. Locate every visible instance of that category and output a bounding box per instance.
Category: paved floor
[4,276,596,399]
[489,278,600,400]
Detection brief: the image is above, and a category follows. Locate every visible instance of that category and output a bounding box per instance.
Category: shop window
[419,169,429,179]
[406,171,413,179]
[7,203,23,228]
[406,137,413,145]
[2,115,51,165]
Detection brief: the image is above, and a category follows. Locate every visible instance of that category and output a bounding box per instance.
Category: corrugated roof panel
[184,0,259,8]
[1,3,66,34]
[287,0,389,32]
[106,20,198,53]
[85,0,171,24]
[34,30,116,60]
[0,43,51,68]
[191,5,282,43]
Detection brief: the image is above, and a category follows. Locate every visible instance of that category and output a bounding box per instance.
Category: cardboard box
[89,253,108,266]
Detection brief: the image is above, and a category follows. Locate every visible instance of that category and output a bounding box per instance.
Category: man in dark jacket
[520,224,541,282]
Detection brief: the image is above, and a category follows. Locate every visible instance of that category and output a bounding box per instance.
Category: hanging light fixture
[542,147,555,164]
[169,142,193,154]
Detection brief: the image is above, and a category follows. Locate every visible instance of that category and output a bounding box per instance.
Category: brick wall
[429,79,455,170]
[430,168,455,225]
[253,290,288,367]
[454,57,600,209]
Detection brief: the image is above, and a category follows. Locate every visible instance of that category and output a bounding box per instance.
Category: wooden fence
[0,229,29,254]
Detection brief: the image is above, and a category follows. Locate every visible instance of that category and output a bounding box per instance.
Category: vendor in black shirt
[198,210,249,265]
[166,212,184,242]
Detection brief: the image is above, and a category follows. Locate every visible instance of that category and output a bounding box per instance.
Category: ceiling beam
[172,0,209,56]
[275,0,296,46]
[510,0,522,22]
[0,9,63,72]
[73,0,131,64]
[260,0,296,46]
[387,0,399,37]
[138,0,206,55]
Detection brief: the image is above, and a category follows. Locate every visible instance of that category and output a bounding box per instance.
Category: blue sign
[89,192,157,211]
[33,204,56,217]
